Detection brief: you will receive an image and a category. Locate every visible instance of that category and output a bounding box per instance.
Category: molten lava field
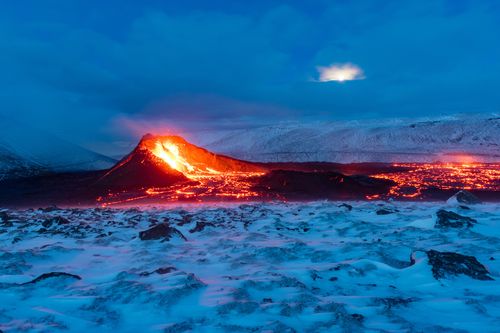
[0,201,499,332]
[0,135,498,207]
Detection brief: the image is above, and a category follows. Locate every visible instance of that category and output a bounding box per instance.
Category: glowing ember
[371,162,500,198]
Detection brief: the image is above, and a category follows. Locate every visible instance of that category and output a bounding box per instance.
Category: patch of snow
[0,201,498,332]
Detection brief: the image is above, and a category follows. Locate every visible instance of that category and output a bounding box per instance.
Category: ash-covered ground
[0,201,499,332]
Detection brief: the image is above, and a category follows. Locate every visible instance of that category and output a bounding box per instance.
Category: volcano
[96,134,267,196]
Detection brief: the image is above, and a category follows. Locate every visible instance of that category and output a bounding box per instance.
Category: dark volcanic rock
[253,170,395,200]
[42,216,70,228]
[449,190,482,205]
[21,272,82,285]
[436,210,477,228]
[0,211,9,223]
[139,223,187,241]
[140,266,177,276]
[0,211,13,227]
[189,221,215,233]
[338,203,353,211]
[426,250,493,280]
[376,208,396,215]
[373,297,418,309]
[39,206,62,212]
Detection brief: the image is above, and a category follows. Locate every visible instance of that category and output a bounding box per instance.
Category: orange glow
[98,135,499,206]
[371,162,500,199]
[151,141,196,175]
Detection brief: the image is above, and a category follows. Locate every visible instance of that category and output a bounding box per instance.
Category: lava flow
[370,162,500,199]
[95,135,499,206]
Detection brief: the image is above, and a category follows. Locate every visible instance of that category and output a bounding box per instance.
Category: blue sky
[1,0,499,150]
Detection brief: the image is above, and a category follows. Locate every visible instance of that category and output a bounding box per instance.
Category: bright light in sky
[317,63,365,82]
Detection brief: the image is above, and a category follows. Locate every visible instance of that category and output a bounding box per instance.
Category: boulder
[447,190,481,205]
[42,216,70,228]
[376,208,397,215]
[426,250,493,280]
[189,221,215,233]
[436,210,476,228]
[139,223,187,241]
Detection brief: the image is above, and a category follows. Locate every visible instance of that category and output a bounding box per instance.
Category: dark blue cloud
[0,0,499,150]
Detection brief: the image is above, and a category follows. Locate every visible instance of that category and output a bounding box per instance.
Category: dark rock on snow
[0,211,13,227]
[436,210,477,228]
[39,206,62,213]
[189,221,215,233]
[376,208,396,215]
[338,203,353,211]
[140,266,177,276]
[21,272,82,285]
[42,216,70,228]
[449,190,482,205]
[426,250,493,280]
[139,223,187,241]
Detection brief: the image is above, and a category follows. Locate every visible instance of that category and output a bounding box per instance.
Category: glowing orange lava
[98,135,499,206]
[371,162,500,198]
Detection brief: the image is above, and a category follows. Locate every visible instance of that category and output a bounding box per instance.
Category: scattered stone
[426,250,493,280]
[376,208,396,215]
[447,190,482,205]
[189,221,215,233]
[373,297,417,309]
[42,216,70,228]
[140,266,177,276]
[436,210,477,228]
[39,206,62,212]
[139,223,187,241]
[0,211,9,223]
[0,211,13,227]
[21,272,82,285]
[338,203,353,211]
[350,313,364,322]
[262,298,273,303]
[177,214,193,226]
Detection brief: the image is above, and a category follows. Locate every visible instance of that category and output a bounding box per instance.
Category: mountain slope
[196,115,500,163]
[0,117,116,178]
[0,145,46,180]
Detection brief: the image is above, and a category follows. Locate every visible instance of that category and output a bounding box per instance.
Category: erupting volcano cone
[97,134,266,191]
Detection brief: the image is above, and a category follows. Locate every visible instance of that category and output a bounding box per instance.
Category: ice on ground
[0,201,499,332]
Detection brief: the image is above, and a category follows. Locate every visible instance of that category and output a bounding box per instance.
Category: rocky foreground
[0,201,499,332]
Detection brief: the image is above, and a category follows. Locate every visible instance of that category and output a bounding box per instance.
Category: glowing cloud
[317,63,365,82]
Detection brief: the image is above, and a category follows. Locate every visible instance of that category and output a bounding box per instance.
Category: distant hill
[0,117,116,179]
[190,115,500,163]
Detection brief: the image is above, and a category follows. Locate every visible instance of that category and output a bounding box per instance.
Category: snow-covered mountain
[0,145,47,181]
[189,115,500,163]
[0,118,116,179]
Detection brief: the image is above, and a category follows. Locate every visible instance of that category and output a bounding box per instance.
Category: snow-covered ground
[186,115,500,163]
[1,201,499,332]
